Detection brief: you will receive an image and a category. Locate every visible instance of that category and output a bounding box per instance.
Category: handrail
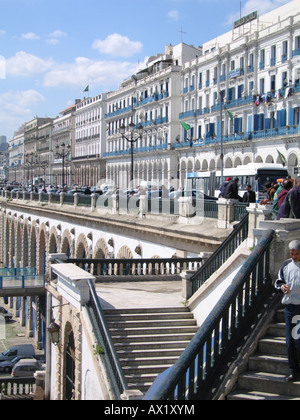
[144,228,275,400]
[191,212,249,295]
[86,279,128,399]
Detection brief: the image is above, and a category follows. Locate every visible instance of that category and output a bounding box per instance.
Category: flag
[277,149,287,166]
[181,122,191,131]
[82,85,89,93]
[227,110,234,121]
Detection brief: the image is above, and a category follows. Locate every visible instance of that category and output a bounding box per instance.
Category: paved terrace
[96,279,184,310]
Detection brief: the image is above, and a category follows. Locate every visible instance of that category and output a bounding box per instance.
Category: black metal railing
[66,257,203,277]
[191,213,249,295]
[86,279,128,399]
[144,228,275,400]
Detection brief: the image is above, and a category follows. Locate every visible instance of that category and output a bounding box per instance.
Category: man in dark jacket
[224,178,240,200]
[242,184,256,204]
[278,177,300,220]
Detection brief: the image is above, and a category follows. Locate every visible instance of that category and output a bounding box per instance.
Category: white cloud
[168,10,180,22]
[92,33,143,58]
[21,32,40,41]
[6,51,54,77]
[0,90,46,137]
[47,30,67,46]
[43,56,139,89]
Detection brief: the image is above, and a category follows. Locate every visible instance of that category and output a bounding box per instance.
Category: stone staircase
[104,307,198,394]
[228,307,300,400]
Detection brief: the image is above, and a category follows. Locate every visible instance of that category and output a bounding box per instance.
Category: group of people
[220,175,300,221]
[219,177,256,204]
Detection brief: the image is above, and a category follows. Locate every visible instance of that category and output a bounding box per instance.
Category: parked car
[0,306,13,323]
[0,344,35,362]
[0,355,36,373]
[11,359,42,378]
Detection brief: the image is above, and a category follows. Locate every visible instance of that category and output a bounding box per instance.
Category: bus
[187,163,290,202]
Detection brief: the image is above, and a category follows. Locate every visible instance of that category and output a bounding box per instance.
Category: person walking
[275,240,300,382]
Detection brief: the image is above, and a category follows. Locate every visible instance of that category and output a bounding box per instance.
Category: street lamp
[55,143,71,189]
[47,320,60,346]
[119,122,143,186]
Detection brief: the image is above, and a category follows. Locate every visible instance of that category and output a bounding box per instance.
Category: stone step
[109,325,198,336]
[114,340,191,351]
[107,319,197,329]
[122,364,171,376]
[238,371,300,398]
[111,332,197,343]
[117,347,185,359]
[267,322,286,338]
[120,355,179,367]
[228,390,300,401]
[248,353,290,375]
[258,336,286,356]
[105,312,194,322]
[104,307,190,315]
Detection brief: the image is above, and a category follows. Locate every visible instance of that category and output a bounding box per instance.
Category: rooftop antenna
[178,26,186,43]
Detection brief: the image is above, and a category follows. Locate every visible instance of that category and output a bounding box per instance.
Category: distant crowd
[220,175,300,221]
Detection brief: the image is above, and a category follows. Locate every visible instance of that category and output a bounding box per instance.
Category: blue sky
[0,0,291,139]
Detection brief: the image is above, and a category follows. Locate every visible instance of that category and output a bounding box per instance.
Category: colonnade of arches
[106,150,299,191]
[106,159,171,189]
[0,210,159,276]
[179,151,299,175]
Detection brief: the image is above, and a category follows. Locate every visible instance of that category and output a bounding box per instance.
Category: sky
[0,0,292,139]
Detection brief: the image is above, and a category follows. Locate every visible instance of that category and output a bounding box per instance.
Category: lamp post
[55,143,71,189]
[119,122,143,187]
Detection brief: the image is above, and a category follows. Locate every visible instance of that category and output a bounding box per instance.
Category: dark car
[0,307,13,323]
[0,356,36,373]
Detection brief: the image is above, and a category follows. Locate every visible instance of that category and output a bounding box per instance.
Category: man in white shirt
[275,240,300,382]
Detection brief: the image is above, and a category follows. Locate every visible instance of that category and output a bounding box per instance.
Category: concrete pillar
[181,270,196,301]
[253,219,300,281]
[246,203,274,248]
[217,198,238,229]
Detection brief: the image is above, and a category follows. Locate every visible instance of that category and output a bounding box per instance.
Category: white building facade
[51,104,76,187]
[104,1,300,190]
[74,94,107,187]
[104,43,202,189]
[8,127,24,184]
[178,0,300,181]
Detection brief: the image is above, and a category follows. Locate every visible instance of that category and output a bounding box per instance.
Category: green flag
[277,149,287,166]
[82,85,89,93]
[181,122,191,131]
[227,110,234,121]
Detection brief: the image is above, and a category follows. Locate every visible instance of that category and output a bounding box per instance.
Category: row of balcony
[105,92,169,119]
[175,124,300,149]
[184,51,300,94]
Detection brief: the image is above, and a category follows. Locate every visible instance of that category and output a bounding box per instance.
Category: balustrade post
[73,193,79,208]
[217,198,238,229]
[181,270,196,301]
